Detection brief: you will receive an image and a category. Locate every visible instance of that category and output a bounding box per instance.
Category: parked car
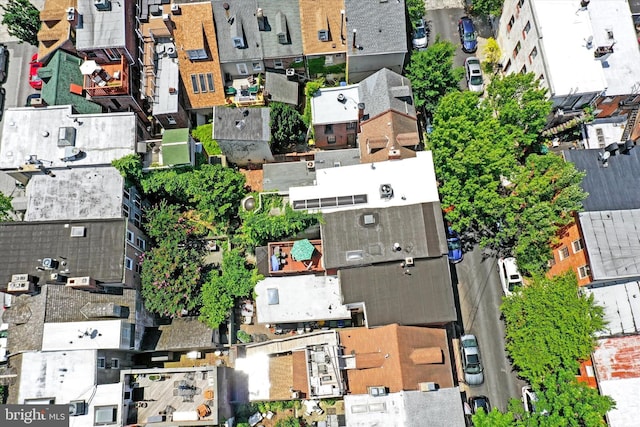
[522,386,549,415]
[458,17,478,53]
[0,44,8,83]
[412,19,428,49]
[465,57,484,93]
[447,226,463,263]
[468,395,490,414]
[460,334,484,385]
[25,93,41,107]
[0,88,5,120]
[498,257,523,296]
[29,53,43,90]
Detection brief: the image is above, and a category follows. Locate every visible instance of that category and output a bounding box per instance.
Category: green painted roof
[162,143,191,166]
[162,128,190,144]
[40,51,103,115]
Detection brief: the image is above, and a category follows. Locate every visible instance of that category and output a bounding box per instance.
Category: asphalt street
[454,245,526,412]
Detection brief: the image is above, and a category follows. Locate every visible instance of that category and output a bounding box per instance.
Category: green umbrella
[291,239,315,261]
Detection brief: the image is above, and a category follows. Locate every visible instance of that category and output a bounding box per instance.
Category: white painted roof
[255,275,350,324]
[42,319,128,351]
[75,0,126,50]
[535,1,606,97]
[588,0,640,96]
[0,106,136,170]
[311,85,360,125]
[289,151,439,213]
[584,121,625,149]
[235,351,270,401]
[24,167,124,221]
[153,42,180,115]
[585,281,640,336]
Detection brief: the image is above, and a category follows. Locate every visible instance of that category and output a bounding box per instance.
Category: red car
[29,53,43,90]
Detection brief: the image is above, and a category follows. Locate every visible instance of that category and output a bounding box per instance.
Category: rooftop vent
[66,7,75,21]
[170,3,181,14]
[42,258,59,269]
[318,29,329,42]
[235,120,246,130]
[418,382,438,392]
[337,93,346,103]
[93,0,111,12]
[70,226,86,237]
[58,127,76,147]
[306,160,316,170]
[367,386,387,397]
[380,184,393,199]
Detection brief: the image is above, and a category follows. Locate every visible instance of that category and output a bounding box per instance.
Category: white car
[498,257,523,296]
[522,386,549,415]
[412,19,428,49]
[464,57,484,93]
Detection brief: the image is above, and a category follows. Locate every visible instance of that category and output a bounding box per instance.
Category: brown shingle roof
[37,0,77,62]
[298,0,347,56]
[269,354,295,400]
[292,350,309,397]
[171,2,226,108]
[339,324,454,394]
[359,110,419,163]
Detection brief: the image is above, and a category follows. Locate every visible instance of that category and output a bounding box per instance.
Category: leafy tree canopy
[270,102,306,153]
[406,0,426,23]
[0,193,13,222]
[1,0,40,46]
[472,0,504,16]
[200,249,262,328]
[112,154,143,188]
[274,417,301,427]
[471,408,520,427]
[405,39,464,115]
[501,273,605,386]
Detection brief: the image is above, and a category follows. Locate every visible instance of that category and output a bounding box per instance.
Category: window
[538,74,545,82]
[507,15,515,32]
[122,204,129,218]
[167,116,177,125]
[199,74,207,92]
[123,188,130,200]
[578,264,591,279]
[126,230,135,243]
[111,358,120,369]
[572,239,584,253]
[274,59,284,69]
[327,135,336,144]
[346,122,356,130]
[523,21,531,38]
[206,73,215,91]
[520,65,527,74]
[187,49,208,60]
[191,74,199,94]
[503,59,512,72]
[529,46,538,63]
[135,263,143,274]
[325,124,333,134]
[104,48,120,61]
[513,41,521,58]
[134,213,141,228]
[548,256,556,268]
[558,246,569,260]
[136,237,146,250]
[97,357,106,369]
[94,406,118,426]
[125,257,134,270]
[252,62,262,72]
[236,63,249,75]
[134,194,141,209]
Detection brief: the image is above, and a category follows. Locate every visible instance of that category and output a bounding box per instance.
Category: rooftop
[583,119,626,150]
[262,161,316,192]
[311,85,361,125]
[359,110,419,163]
[158,128,192,167]
[151,40,180,116]
[264,72,299,105]
[267,240,325,274]
[314,148,361,169]
[212,106,271,142]
[585,281,640,336]
[256,0,304,59]
[289,151,439,213]
[148,317,220,351]
[0,218,128,286]
[564,148,640,211]
[37,0,77,63]
[339,257,456,327]
[24,167,124,221]
[578,209,640,281]
[42,319,131,351]
[3,293,47,353]
[39,50,103,114]
[0,106,136,170]
[75,0,126,50]
[298,0,347,56]
[344,0,408,57]
[344,388,466,427]
[212,0,263,63]
[321,202,448,269]
[534,0,606,97]
[339,324,454,394]
[587,0,640,96]
[593,335,640,427]
[358,68,416,120]
[255,275,350,324]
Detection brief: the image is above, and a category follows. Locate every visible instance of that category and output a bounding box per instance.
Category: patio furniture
[225,87,237,95]
[248,85,259,95]
[197,404,211,418]
[204,389,214,400]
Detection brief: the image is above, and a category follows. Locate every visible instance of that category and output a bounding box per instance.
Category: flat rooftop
[75,0,126,50]
[152,40,180,116]
[585,281,640,336]
[289,151,439,213]
[0,106,136,170]
[535,0,606,97]
[24,166,124,221]
[255,275,350,324]
[42,319,129,351]
[311,85,361,125]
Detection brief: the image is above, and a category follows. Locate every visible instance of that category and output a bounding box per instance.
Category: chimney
[163,13,173,32]
[358,102,365,122]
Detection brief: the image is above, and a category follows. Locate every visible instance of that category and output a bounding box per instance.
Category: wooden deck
[267,240,324,275]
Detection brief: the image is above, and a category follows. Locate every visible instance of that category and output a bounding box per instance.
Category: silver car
[465,57,484,93]
[461,334,484,385]
[412,19,428,50]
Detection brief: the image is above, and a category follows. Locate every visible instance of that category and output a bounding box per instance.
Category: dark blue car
[447,227,463,263]
[458,17,478,53]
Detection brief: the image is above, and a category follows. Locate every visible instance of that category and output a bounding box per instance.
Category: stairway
[621,106,639,142]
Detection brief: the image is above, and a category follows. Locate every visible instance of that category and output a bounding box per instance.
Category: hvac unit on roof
[306,160,315,170]
[7,281,35,293]
[286,68,295,76]
[379,184,394,199]
[66,7,75,21]
[418,382,438,392]
[69,401,88,417]
[94,0,111,12]
[404,257,414,267]
[66,276,98,290]
[367,386,387,397]
[170,3,181,14]
[11,273,36,282]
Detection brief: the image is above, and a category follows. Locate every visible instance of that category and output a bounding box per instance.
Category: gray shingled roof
[212,0,263,63]
[264,72,299,105]
[212,106,271,142]
[345,0,408,57]
[579,209,640,282]
[256,0,303,59]
[358,68,416,120]
[263,161,316,192]
[314,149,361,169]
[321,202,448,269]
[564,148,640,211]
[0,219,127,286]
[44,285,137,323]
[154,317,219,351]
[3,293,46,353]
[339,257,456,327]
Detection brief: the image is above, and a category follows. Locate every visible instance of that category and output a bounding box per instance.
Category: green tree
[1,0,40,46]
[274,417,301,427]
[471,0,504,16]
[200,249,262,328]
[0,193,13,222]
[303,79,324,127]
[406,0,426,23]
[472,408,520,427]
[405,39,464,115]
[112,154,143,188]
[191,123,221,156]
[501,273,605,387]
[270,102,306,153]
